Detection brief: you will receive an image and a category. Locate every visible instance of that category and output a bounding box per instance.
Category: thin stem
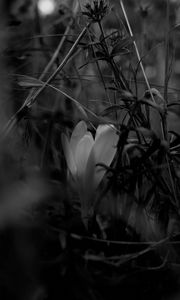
[1,22,91,138]
[164,0,170,103]
[98,21,129,91]
[119,0,155,104]
[163,0,178,208]
[119,0,168,141]
[25,4,79,108]
[28,22,91,107]
[87,29,112,104]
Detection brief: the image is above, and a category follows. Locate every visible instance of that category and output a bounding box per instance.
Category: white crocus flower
[61,120,119,222]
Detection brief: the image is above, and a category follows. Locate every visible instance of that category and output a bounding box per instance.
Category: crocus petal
[74,132,94,180]
[61,133,77,176]
[85,124,119,193]
[70,120,87,154]
[95,124,114,141]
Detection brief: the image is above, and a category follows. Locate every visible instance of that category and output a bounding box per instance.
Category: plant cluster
[0,0,180,299]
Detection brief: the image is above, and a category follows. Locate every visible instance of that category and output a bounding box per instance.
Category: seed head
[83,0,109,22]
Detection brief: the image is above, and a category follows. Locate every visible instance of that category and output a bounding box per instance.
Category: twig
[83,236,170,267]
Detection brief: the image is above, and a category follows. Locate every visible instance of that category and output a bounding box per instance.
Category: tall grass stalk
[163,0,178,208]
[87,29,112,104]
[119,0,155,105]
[26,0,80,106]
[164,0,170,103]
[2,20,91,138]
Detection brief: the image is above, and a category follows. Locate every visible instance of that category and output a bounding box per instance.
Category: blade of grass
[163,0,178,209]
[87,29,112,104]
[119,0,169,142]
[25,1,80,112]
[1,21,91,138]
[164,0,170,103]
[119,0,155,104]
[120,0,179,212]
